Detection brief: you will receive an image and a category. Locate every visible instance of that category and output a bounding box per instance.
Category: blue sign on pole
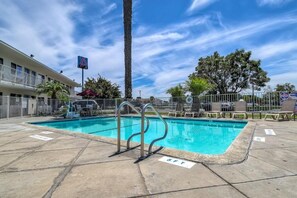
[77,56,88,69]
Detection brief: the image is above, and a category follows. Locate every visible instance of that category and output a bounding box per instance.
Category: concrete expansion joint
[202,163,249,198]
[0,135,35,148]
[0,166,68,174]
[72,158,134,167]
[231,174,297,185]
[128,184,230,198]
[42,140,91,198]
[136,162,151,195]
[0,138,54,171]
[248,155,296,175]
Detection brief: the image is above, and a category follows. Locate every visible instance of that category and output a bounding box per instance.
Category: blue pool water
[32,117,247,154]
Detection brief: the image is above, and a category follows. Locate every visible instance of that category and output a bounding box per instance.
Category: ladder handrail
[116,101,149,153]
[140,103,168,157]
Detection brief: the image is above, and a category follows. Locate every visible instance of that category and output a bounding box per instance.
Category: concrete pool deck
[0,117,297,197]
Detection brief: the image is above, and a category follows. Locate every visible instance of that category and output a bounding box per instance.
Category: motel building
[0,40,80,118]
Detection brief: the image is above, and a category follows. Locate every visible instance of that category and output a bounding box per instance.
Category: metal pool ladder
[116,101,168,160]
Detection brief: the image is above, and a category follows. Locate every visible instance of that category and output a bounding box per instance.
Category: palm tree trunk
[123,0,132,99]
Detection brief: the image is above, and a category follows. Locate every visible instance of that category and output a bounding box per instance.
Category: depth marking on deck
[265,129,276,136]
[253,136,266,142]
[41,131,54,134]
[158,156,195,169]
[29,135,53,141]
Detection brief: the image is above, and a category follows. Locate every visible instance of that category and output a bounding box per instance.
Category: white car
[72,100,100,110]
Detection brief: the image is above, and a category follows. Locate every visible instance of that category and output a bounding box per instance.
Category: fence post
[115,99,117,114]
[21,97,23,117]
[35,98,38,116]
[269,92,271,111]
[6,96,10,119]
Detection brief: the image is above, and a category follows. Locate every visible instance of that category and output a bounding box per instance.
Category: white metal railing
[1,92,296,119]
[0,64,44,88]
[115,101,168,160]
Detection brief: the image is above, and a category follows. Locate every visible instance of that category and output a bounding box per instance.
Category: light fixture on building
[60,70,63,73]
[30,54,34,58]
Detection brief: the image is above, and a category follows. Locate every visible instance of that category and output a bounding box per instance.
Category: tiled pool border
[26,116,255,165]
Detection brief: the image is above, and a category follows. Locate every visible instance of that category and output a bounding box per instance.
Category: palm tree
[123,0,132,99]
[167,84,186,111]
[185,77,214,112]
[36,81,70,111]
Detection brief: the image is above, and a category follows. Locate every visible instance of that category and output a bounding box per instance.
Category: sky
[0,0,297,97]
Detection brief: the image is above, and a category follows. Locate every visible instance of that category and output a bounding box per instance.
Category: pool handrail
[141,103,168,158]
[116,101,150,153]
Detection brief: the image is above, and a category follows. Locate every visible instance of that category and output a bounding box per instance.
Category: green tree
[85,75,121,98]
[275,83,296,92]
[166,84,185,98]
[149,96,155,103]
[191,49,270,94]
[185,77,214,96]
[123,0,132,99]
[36,81,70,102]
[36,81,70,112]
[167,84,186,111]
[185,77,214,112]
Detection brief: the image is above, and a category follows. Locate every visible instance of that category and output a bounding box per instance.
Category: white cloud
[131,13,297,96]
[269,72,297,87]
[1,0,297,98]
[102,3,117,16]
[187,0,217,13]
[134,32,185,45]
[0,0,126,93]
[257,0,293,6]
[252,40,297,60]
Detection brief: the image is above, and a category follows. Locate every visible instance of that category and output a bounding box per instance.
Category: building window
[0,57,3,71]
[10,93,21,105]
[16,65,23,83]
[11,63,16,75]
[24,68,30,85]
[31,71,36,86]
[38,74,45,84]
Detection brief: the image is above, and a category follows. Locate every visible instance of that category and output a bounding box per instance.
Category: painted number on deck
[253,136,265,142]
[29,135,53,141]
[265,129,276,136]
[158,156,195,169]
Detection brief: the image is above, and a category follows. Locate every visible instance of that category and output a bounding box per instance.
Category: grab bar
[116,101,150,153]
[140,103,168,158]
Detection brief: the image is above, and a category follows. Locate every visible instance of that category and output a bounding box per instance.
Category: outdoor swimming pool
[32,117,247,154]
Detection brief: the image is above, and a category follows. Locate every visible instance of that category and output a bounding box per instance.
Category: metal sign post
[82,68,84,91]
[77,56,88,91]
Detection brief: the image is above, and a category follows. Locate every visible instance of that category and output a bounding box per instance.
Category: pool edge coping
[23,116,255,165]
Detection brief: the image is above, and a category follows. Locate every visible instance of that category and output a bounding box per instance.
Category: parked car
[221,101,233,111]
[247,103,259,107]
[200,102,211,111]
[72,100,100,110]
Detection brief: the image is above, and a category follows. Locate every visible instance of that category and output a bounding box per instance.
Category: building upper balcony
[0,64,44,90]
[0,64,76,96]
